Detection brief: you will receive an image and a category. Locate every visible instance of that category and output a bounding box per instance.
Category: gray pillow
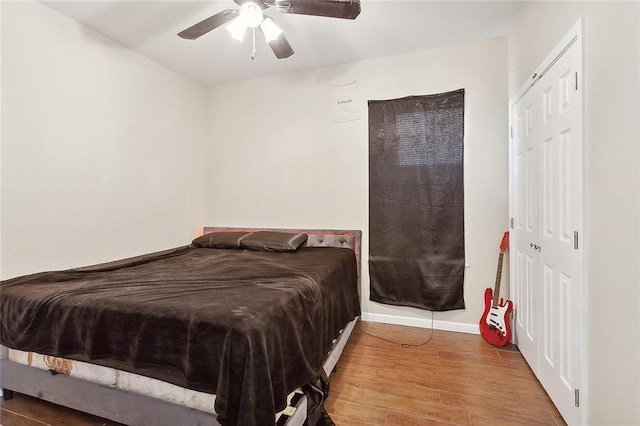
[239,231,308,252]
[191,231,250,249]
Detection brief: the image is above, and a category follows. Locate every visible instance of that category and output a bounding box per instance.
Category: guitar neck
[492,252,505,307]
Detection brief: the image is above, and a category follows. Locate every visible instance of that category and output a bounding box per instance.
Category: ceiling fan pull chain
[251,27,257,60]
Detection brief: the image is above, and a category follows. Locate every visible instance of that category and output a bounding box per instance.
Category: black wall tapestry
[368,89,465,311]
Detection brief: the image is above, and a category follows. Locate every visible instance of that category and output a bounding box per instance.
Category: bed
[0,228,361,426]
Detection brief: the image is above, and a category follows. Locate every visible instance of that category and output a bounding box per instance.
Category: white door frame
[508,18,586,424]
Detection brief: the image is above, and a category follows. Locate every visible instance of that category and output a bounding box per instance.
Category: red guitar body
[479,288,513,346]
[479,231,513,347]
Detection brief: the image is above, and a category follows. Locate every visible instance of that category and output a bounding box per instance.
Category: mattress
[7,348,218,414]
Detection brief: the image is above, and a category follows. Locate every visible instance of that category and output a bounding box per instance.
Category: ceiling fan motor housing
[239,2,264,28]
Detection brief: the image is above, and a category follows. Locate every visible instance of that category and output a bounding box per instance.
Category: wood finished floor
[326,322,565,425]
[0,321,564,426]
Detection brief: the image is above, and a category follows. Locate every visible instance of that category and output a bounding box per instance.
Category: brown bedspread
[0,246,360,426]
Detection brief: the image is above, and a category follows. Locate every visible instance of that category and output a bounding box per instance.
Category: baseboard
[361,312,479,335]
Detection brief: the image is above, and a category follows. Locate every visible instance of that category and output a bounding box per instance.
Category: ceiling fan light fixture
[226,17,248,41]
[239,2,263,28]
[260,17,282,43]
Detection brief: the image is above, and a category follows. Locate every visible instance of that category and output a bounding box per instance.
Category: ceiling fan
[178,0,361,60]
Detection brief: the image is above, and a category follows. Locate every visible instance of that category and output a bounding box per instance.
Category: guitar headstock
[499,231,509,253]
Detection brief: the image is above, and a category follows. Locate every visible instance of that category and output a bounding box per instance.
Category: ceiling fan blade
[261,28,295,59]
[178,9,239,40]
[269,0,361,19]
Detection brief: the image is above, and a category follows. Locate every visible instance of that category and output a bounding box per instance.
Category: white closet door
[535,40,583,426]
[510,21,584,425]
[511,87,539,372]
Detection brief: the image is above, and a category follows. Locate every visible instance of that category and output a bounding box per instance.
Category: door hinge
[574,72,579,91]
[510,218,515,229]
[574,231,579,250]
[510,126,513,138]
[575,389,580,407]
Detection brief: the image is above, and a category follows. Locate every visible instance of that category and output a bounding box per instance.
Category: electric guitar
[479,231,513,347]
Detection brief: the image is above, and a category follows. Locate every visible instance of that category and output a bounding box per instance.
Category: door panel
[511,88,538,370]
[536,41,583,426]
[510,39,583,426]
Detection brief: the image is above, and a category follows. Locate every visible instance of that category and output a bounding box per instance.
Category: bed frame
[0,228,362,426]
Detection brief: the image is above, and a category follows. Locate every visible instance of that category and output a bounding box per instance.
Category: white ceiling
[42,1,524,86]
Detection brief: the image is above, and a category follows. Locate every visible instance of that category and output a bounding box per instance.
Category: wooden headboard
[202,227,362,278]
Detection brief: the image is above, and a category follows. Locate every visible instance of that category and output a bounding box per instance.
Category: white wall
[205,37,509,330]
[508,2,640,424]
[1,1,207,279]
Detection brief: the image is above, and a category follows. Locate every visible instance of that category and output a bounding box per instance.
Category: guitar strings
[356,310,434,348]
